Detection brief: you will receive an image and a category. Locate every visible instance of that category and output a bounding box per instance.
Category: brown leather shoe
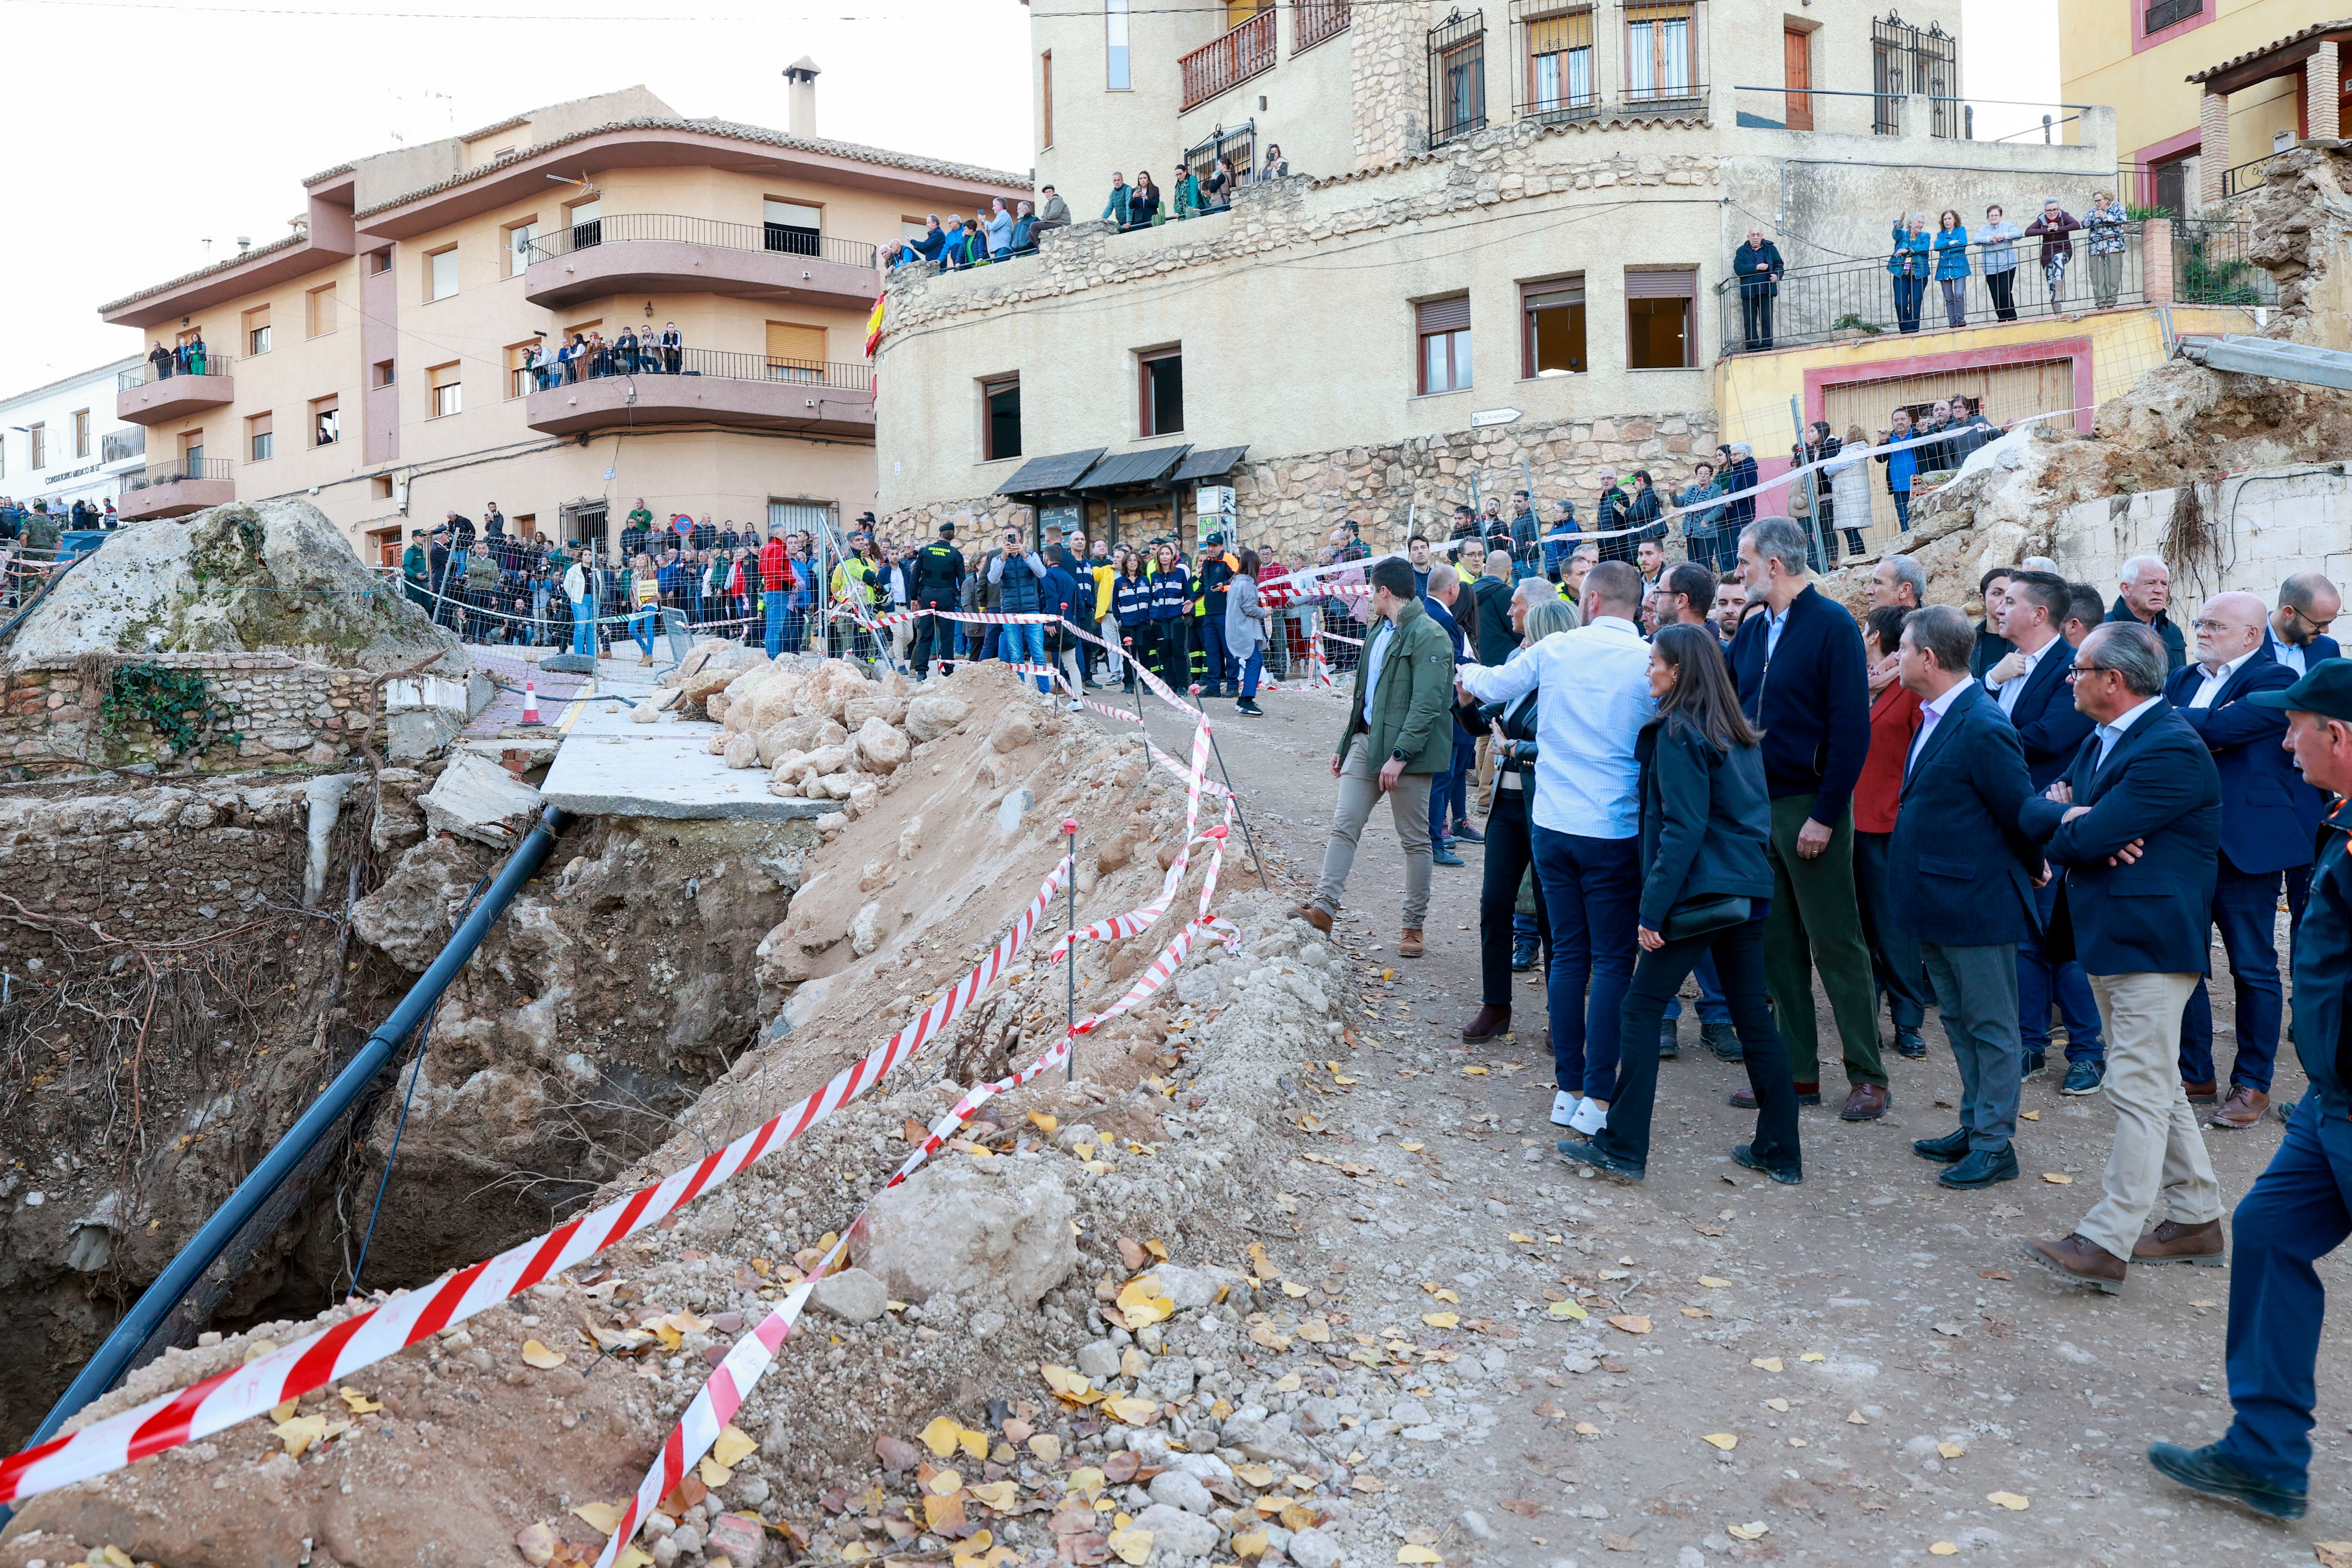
[1398,928,1425,958]
[2022,1233,2127,1295]
[2209,1085,2269,1129]
[2181,1079,2219,1105]
[2132,1218,2226,1266]
[1839,1083,1891,1121]
[1462,1004,1511,1043]
[1290,903,1334,935]
[1731,1082,1822,1109]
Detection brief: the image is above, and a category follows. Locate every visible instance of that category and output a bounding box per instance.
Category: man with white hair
[2107,555,2186,673]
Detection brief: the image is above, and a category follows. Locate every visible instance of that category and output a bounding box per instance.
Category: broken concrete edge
[537,790,836,821]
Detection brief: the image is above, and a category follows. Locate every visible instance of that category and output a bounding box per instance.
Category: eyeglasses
[2064,663,2113,682]
[2288,605,2339,633]
[2190,617,2247,633]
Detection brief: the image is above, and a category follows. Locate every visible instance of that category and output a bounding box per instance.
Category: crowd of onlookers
[885,145,1295,271]
[1731,190,2135,350]
[516,324,685,390]
[143,334,214,379]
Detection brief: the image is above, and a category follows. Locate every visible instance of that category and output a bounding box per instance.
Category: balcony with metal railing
[515,348,875,439]
[117,458,234,520]
[521,213,883,311]
[1180,7,1278,113]
[115,354,236,425]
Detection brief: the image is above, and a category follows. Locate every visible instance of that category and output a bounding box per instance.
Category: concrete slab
[538,685,833,821]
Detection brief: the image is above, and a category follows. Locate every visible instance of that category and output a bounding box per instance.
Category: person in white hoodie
[563,549,597,657]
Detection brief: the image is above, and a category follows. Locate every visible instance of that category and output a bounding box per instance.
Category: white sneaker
[1550,1090,1581,1128]
[1569,1098,1609,1136]
[1065,698,1085,712]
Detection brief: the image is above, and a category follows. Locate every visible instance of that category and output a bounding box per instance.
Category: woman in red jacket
[759,533,796,657]
[1852,603,1931,1059]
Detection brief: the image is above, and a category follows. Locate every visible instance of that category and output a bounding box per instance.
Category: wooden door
[1784,28,1812,130]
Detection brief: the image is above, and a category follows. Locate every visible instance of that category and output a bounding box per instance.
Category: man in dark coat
[2107,554,2187,672]
[1732,226,1785,351]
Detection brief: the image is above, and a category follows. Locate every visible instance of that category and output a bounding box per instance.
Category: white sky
[0,0,2054,393]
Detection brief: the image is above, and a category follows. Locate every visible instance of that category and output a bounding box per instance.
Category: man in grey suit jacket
[1891,607,2048,1189]
[2018,621,2225,1294]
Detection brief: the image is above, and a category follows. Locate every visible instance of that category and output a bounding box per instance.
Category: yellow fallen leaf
[1106,1396,1159,1426]
[1847,1410,1870,1425]
[1764,1399,1789,1413]
[1548,1300,1589,1320]
[1399,1142,1424,1153]
[1462,1066,1488,1076]
[337,1388,382,1414]
[840,1546,876,1564]
[1027,1112,1059,1135]
[1233,1528,1270,1558]
[1929,1545,1960,1558]
[1938,1441,1966,1459]
[1398,1547,1444,1564]
[1145,1239,1169,1259]
[1607,1315,1652,1335]
[1067,1466,1107,1499]
[1279,1281,1310,1299]
[1574,1421,1601,1436]
[929,1469,965,1496]
[273,1414,328,1457]
[922,1416,964,1457]
[698,1456,733,1488]
[968,1480,1018,1511]
[1787,1437,1808,1447]
[652,1321,683,1351]
[959,1425,990,1460]
[1701,1433,1738,1451]
[1108,1526,1154,1564]
[2041,1172,2074,1185]
[1751,1356,1784,1373]
[1682,1307,1709,1319]
[1508,1233,1534,1243]
[572,1502,626,1534]
[2020,1110,2041,1121]
[269,1398,299,1424]
[1800,1352,1826,1362]
[1234,1462,1276,1488]
[521,1339,567,1370]
[1987,1491,2030,1511]
[100,1551,135,1568]
[1041,1365,1092,1400]
[706,1424,756,1469]
[1727,1521,1768,1541]
[1029,1433,1063,1464]
[1698,1276,1731,1289]
[1421,1313,1459,1329]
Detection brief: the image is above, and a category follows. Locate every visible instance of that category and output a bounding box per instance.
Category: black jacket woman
[1557,623,1802,1184]
[1461,591,1577,1044]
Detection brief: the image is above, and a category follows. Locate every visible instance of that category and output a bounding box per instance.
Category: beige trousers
[2077,970,2224,1261]
[1312,736,1434,930]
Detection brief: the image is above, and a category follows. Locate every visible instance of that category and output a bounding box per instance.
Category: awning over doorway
[996,447,1106,497]
[1170,445,1248,484]
[1071,444,1192,492]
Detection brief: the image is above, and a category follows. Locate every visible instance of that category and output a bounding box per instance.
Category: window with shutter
[1625,268,1696,367]
[1417,296,1473,394]
[1522,277,1586,376]
[1521,6,1595,118]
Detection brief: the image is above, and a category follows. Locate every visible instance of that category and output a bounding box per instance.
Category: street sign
[1470,407,1523,428]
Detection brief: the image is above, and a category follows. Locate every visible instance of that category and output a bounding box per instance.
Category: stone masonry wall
[1347,0,1425,169]
[0,655,381,773]
[0,778,315,939]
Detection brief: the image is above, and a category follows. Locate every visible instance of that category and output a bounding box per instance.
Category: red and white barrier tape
[0,855,1080,1507]
[592,729,1233,1568]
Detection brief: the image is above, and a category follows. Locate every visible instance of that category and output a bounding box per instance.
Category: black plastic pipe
[18,804,572,1456]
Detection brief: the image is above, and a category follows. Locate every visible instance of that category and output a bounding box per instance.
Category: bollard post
[1064,818,1079,1082]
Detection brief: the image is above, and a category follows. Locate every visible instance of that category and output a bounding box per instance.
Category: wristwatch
[1390,748,1409,763]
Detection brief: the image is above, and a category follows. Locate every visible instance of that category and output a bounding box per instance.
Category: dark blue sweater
[1725,584,1872,824]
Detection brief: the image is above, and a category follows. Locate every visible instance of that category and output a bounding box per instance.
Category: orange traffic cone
[519,680,543,725]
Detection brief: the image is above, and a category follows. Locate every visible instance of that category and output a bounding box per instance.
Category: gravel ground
[1124,681,2347,1568]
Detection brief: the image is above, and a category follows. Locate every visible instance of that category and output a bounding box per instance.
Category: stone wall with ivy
[0,654,380,774]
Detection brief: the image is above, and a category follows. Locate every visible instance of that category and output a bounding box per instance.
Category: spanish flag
[864,292,885,358]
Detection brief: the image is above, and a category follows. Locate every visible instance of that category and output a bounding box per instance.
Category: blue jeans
[1531,825,1641,1099]
[2181,863,2287,1092]
[2216,1098,2352,1491]
[763,589,787,657]
[1892,490,1911,530]
[2018,877,2104,1061]
[1238,646,1262,698]
[629,606,658,655]
[1663,950,1732,1024]
[571,597,597,656]
[1200,615,1232,691]
[1426,729,1476,845]
[1000,621,1048,692]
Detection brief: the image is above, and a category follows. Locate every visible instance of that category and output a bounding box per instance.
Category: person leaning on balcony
[1204,157,1235,212]
[1038,185,1070,231]
[1259,143,1289,181]
[147,340,173,382]
[2026,197,2081,312]
[1101,172,1130,225]
[2082,190,2130,310]
[1173,166,1205,220]
[1010,201,1041,255]
[913,214,948,263]
[985,198,1015,259]
[1932,209,1972,329]
[1127,172,1162,229]
[660,321,682,373]
[1974,203,2024,322]
[1732,227,1783,352]
[1887,212,1931,334]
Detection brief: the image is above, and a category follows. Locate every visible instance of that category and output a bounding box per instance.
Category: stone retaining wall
[0,655,380,772]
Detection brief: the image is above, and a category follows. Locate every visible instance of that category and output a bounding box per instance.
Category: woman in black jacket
[1460,593,1576,1044]
[1557,623,1803,1184]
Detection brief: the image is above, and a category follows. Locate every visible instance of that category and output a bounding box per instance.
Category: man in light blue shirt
[1456,560,1656,1133]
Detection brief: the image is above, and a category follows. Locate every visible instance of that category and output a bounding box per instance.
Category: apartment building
[0,357,145,510]
[876,1,2125,558]
[99,80,1029,563]
[2059,0,2346,212]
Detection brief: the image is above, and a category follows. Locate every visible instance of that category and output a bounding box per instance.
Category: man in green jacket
[1298,557,1454,956]
[401,529,431,612]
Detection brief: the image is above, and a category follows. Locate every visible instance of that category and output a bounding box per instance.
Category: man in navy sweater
[2164,591,2303,1128]
[1726,517,1884,1119]
[2265,572,2342,940]
[2019,621,2224,1294]
[1986,571,2105,1092]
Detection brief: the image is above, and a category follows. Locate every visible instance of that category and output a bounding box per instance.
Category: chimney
[785,57,820,137]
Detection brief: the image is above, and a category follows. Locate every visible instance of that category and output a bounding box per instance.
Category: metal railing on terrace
[119,353,234,389]
[1729,84,2095,142]
[124,458,231,491]
[2220,154,2279,200]
[510,349,874,398]
[2173,216,2278,307]
[523,213,879,271]
[1180,6,1277,112]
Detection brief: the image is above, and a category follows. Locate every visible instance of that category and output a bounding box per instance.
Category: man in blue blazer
[2165,591,2304,1128]
[1891,607,2047,1189]
[1987,571,2106,1091]
[2265,572,2341,937]
[2018,621,2225,1294]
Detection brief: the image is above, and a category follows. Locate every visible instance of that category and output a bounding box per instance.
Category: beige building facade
[100,83,1028,563]
[878,1,2121,561]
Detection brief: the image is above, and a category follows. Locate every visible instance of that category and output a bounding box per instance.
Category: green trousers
[1763,795,1886,1089]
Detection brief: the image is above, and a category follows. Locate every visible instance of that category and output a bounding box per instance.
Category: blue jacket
[993,549,1046,614]
[912,227,947,262]
[1041,561,1083,629]
[1726,585,1872,825]
[2289,806,2352,1198]
[1148,565,1191,621]
[1999,641,2096,790]
[2020,700,2223,974]
[2164,651,2309,875]
[1112,573,1155,627]
[1889,682,2042,947]
[1932,227,1972,280]
[1886,224,1931,279]
[2263,625,2343,845]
